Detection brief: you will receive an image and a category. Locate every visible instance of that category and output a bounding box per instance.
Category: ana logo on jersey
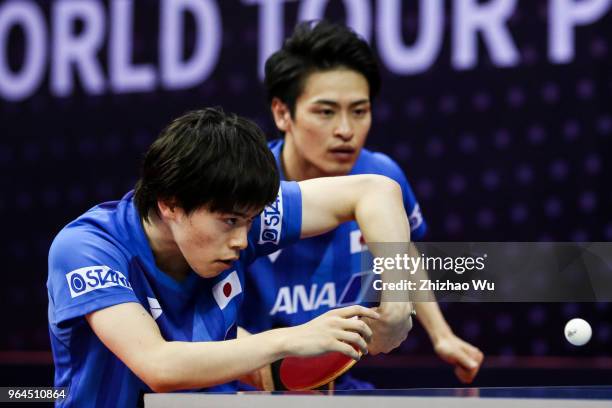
[66,265,133,298]
[269,272,375,315]
[259,185,282,245]
[269,283,335,315]
[213,271,242,310]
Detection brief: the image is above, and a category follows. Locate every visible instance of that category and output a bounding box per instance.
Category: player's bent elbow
[149,382,180,394]
[373,175,402,197]
[359,175,404,209]
[141,353,217,393]
[136,354,183,393]
[147,379,171,394]
[139,363,173,393]
[356,174,401,197]
[144,369,184,394]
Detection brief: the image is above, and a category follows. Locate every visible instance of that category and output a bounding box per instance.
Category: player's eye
[353,108,369,117]
[317,109,335,117]
[224,218,238,226]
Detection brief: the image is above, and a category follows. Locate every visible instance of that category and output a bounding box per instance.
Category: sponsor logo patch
[65,265,133,298]
[269,271,377,315]
[259,185,283,245]
[337,271,374,306]
[269,283,336,316]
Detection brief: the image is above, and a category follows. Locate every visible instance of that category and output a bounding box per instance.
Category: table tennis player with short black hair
[240,20,484,390]
[47,107,414,407]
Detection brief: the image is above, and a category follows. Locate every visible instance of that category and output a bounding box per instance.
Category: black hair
[264,20,380,116]
[134,107,279,221]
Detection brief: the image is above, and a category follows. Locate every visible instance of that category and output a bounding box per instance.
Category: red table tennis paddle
[278,347,361,391]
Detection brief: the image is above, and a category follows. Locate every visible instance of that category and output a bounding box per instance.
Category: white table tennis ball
[564,318,592,346]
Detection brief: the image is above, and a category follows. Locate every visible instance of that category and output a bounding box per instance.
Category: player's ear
[157,198,180,221]
[271,98,291,132]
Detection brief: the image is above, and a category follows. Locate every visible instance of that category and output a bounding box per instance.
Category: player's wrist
[429,327,455,346]
[413,303,454,344]
[378,301,412,320]
[266,327,294,360]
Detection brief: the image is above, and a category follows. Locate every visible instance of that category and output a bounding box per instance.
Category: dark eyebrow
[228,209,261,219]
[312,99,339,108]
[349,99,370,107]
[312,99,370,108]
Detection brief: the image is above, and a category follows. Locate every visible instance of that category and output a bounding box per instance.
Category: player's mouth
[328,146,356,161]
[216,258,238,267]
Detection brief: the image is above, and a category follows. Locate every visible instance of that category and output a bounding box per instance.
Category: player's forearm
[354,177,413,303]
[148,328,289,392]
[235,326,274,390]
[406,243,453,343]
[415,302,454,344]
[356,181,415,353]
[354,176,410,243]
[299,175,416,351]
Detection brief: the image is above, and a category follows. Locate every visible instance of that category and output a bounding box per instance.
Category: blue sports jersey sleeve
[396,170,427,240]
[245,181,302,263]
[48,225,140,328]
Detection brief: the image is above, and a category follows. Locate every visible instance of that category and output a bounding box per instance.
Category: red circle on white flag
[223,282,232,297]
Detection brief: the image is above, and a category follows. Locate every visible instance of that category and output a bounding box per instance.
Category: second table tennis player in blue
[239,21,484,389]
[47,107,421,407]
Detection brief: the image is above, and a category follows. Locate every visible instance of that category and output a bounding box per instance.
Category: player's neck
[281,138,325,181]
[142,213,191,282]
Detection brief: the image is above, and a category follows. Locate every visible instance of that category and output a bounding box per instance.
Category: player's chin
[195,262,226,278]
[323,161,355,176]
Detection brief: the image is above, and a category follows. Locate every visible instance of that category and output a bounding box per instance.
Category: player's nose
[229,226,249,251]
[334,114,354,141]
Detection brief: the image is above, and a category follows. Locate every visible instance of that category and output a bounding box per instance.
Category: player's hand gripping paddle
[270,309,376,390]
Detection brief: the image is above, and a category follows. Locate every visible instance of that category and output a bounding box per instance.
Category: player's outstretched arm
[86,302,378,392]
[401,242,484,382]
[300,175,416,354]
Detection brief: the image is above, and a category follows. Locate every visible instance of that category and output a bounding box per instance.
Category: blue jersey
[240,140,426,333]
[47,182,302,408]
